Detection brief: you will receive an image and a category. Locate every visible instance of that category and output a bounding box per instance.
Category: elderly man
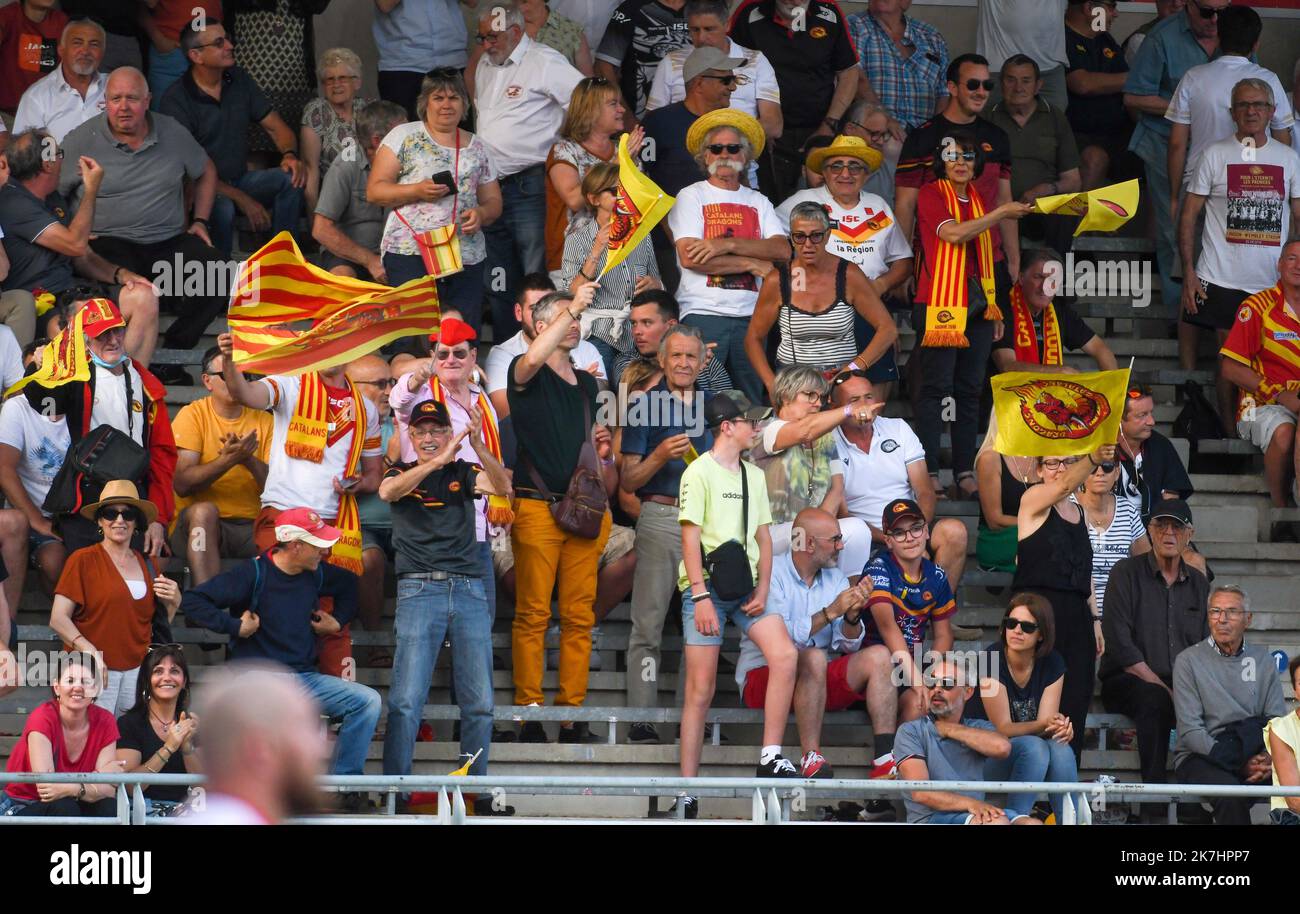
[0,129,160,367]
[1173,584,1289,825]
[12,18,107,142]
[160,21,307,256]
[975,0,1068,110]
[841,101,897,202]
[1099,499,1209,821]
[1220,241,1300,517]
[667,109,788,403]
[1064,0,1133,190]
[596,0,690,125]
[847,0,949,134]
[474,1,584,343]
[58,67,227,356]
[614,289,730,392]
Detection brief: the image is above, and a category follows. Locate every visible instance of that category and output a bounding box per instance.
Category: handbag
[701,461,754,601]
[392,138,463,278]
[522,397,608,539]
[43,424,149,516]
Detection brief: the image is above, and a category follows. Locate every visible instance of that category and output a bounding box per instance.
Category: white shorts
[1237,403,1297,451]
[769,515,874,580]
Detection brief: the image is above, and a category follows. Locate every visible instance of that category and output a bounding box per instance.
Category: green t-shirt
[677,452,772,592]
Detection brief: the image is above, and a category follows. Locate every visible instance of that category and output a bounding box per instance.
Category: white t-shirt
[977,0,1068,72]
[1190,135,1300,294]
[646,40,780,116]
[1076,493,1146,618]
[1165,56,1295,184]
[0,325,22,391]
[835,418,925,529]
[89,361,145,446]
[257,374,382,517]
[668,180,785,319]
[776,186,912,280]
[482,330,608,396]
[0,395,70,515]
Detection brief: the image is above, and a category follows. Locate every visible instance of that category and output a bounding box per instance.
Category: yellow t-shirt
[1265,711,1300,812]
[171,397,273,523]
[677,452,772,593]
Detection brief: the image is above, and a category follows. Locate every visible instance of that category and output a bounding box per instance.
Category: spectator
[1115,384,1194,519]
[483,273,608,418]
[966,593,1078,822]
[669,109,789,402]
[180,508,383,792]
[1064,0,1134,190]
[225,0,323,152]
[1099,498,1209,821]
[217,331,383,679]
[170,345,271,587]
[912,131,1031,498]
[49,481,183,714]
[475,1,584,340]
[159,21,307,256]
[507,286,616,741]
[29,300,176,554]
[12,18,107,142]
[300,48,370,215]
[831,371,970,587]
[728,0,863,203]
[1173,584,1288,825]
[595,0,690,125]
[1015,444,1116,757]
[551,0,621,53]
[1181,80,1300,435]
[1264,656,1300,825]
[313,100,406,282]
[1122,0,1185,68]
[60,0,143,72]
[613,289,731,391]
[372,0,468,120]
[747,202,898,396]
[0,0,69,119]
[1219,241,1300,519]
[848,0,949,133]
[379,397,511,785]
[0,129,161,367]
[973,438,1035,575]
[677,389,800,817]
[468,0,594,93]
[58,68,227,355]
[114,645,200,815]
[976,0,1068,111]
[140,0,222,103]
[0,652,119,818]
[840,101,898,202]
[895,657,1033,825]
[991,249,1118,374]
[736,506,870,779]
[369,71,501,328]
[1077,458,1149,619]
[560,162,662,368]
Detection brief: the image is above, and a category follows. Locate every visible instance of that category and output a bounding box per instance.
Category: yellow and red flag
[5,298,111,396]
[601,133,674,276]
[1031,179,1139,237]
[991,367,1131,457]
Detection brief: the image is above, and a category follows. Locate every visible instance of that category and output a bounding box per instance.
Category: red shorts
[742,654,864,711]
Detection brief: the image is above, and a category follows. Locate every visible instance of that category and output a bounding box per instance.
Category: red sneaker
[800,750,834,779]
[417,722,435,742]
[868,755,897,779]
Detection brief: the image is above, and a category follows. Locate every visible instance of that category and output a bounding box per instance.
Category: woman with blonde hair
[301,47,371,212]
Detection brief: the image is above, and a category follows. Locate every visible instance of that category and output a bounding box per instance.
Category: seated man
[311,100,406,282]
[179,507,383,791]
[1173,584,1288,825]
[170,345,272,587]
[159,21,306,255]
[614,289,731,392]
[735,507,869,781]
[895,657,1038,825]
[1115,384,1194,519]
[0,128,160,367]
[1063,0,1133,190]
[12,18,108,143]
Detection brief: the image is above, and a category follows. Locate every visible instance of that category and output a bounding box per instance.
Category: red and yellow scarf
[286,372,366,574]
[923,179,1002,348]
[1010,282,1063,366]
[429,376,515,525]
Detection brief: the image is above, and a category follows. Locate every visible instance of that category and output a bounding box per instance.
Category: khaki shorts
[169,509,259,560]
[490,521,635,577]
[1238,403,1297,451]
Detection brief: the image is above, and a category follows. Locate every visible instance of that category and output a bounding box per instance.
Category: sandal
[954,471,979,500]
[929,473,949,501]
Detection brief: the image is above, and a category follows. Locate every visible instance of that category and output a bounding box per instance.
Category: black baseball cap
[1146,498,1193,527]
[409,399,452,428]
[704,390,772,428]
[882,498,925,534]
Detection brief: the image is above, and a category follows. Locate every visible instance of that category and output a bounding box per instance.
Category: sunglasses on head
[1003,617,1040,634]
[964,78,995,92]
[831,368,870,386]
[706,143,743,155]
[148,642,183,653]
[97,506,137,522]
[943,150,978,162]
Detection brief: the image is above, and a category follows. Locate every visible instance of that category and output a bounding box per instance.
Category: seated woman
[560,162,661,370]
[48,481,182,715]
[746,366,883,581]
[116,644,201,816]
[974,439,1035,574]
[0,652,120,817]
[1265,656,1300,825]
[300,47,371,213]
[968,593,1078,822]
[745,202,898,402]
[1076,457,1149,624]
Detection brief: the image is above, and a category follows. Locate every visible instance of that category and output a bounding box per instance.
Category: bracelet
[823,116,841,131]
[578,267,594,282]
[192,216,210,227]
[281,149,299,159]
[1092,615,1102,623]
[78,783,86,799]
[842,404,852,419]
[159,747,173,761]
[690,591,711,602]
[113,267,124,285]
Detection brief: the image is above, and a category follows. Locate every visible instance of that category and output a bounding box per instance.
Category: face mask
[90,350,128,370]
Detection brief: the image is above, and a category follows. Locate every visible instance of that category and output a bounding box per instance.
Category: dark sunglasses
[1091,461,1116,474]
[831,368,870,386]
[790,230,828,245]
[148,643,183,653]
[931,678,960,690]
[706,143,743,155]
[700,74,743,87]
[1192,2,1226,19]
[1003,617,1040,634]
[97,507,138,522]
[964,78,995,92]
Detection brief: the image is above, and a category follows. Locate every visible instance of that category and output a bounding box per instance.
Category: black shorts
[1181,280,1250,332]
[315,250,368,277]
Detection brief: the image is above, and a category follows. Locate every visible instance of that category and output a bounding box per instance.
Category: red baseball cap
[274,507,341,548]
[81,299,126,339]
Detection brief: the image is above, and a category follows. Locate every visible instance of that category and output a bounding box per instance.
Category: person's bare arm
[217,333,272,410]
[982,679,1051,738]
[743,271,782,397]
[976,449,1014,530]
[871,257,912,297]
[907,459,937,524]
[49,594,93,654]
[991,346,1078,375]
[1018,446,1111,535]
[997,176,1021,277]
[1124,93,1173,117]
[824,65,861,130]
[677,234,790,267]
[374,0,402,12]
[0,443,54,535]
[312,214,384,279]
[548,161,585,214]
[936,199,1027,247]
[301,123,323,213]
[1081,335,1118,371]
[894,185,919,243]
[172,448,237,498]
[366,144,450,208]
[757,99,783,141]
[511,283,596,386]
[1167,121,1189,207]
[1268,729,1300,813]
[935,717,1011,758]
[1178,192,1208,316]
[899,756,1000,816]
[846,266,898,371]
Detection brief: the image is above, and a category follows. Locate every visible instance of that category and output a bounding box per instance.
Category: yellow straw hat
[685,108,766,159]
[805,135,884,176]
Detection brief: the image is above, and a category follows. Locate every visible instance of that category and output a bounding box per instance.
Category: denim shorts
[28,530,60,558]
[0,793,33,816]
[918,810,975,825]
[681,585,775,647]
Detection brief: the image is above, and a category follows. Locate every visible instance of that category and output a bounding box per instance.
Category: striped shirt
[774,259,860,369]
[1075,493,1145,618]
[1220,284,1300,418]
[560,213,661,352]
[846,11,949,131]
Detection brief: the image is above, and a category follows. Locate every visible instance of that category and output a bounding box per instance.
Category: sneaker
[473,794,516,817]
[558,721,601,744]
[416,722,435,742]
[492,725,517,744]
[800,750,834,779]
[336,791,374,813]
[627,722,660,743]
[649,796,698,819]
[868,755,897,779]
[755,754,800,778]
[518,721,548,743]
[858,799,897,822]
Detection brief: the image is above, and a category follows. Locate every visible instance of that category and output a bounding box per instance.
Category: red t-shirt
[0,2,68,112]
[915,182,995,306]
[4,701,119,801]
[1219,285,1300,418]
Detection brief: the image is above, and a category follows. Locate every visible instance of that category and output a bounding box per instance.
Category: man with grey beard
[12,18,108,142]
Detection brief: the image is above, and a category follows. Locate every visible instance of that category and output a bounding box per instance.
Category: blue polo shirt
[618,379,712,499]
[372,0,468,73]
[159,67,272,183]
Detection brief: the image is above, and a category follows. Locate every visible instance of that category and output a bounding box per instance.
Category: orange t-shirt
[150,0,223,43]
[56,545,155,671]
[171,397,273,522]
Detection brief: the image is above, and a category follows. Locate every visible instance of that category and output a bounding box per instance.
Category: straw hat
[685,108,766,159]
[80,479,158,525]
[805,135,884,176]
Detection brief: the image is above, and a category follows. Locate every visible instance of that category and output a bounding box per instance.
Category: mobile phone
[431,170,457,193]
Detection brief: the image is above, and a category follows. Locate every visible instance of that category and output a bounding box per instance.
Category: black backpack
[1172,380,1224,448]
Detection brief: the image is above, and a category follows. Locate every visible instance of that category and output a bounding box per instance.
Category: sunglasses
[97,507,138,522]
[706,143,743,155]
[790,230,828,245]
[1192,2,1227,19]
[831,368,870,386]
[1091,461,1116,474]
[943,150,978,162]
[435,347,471,361]
[1003,617,1040,634]
[930,678,960,691]
[701,73,746,87]
[824,161,867,175]
[195,35,234,50]
[1041,457,1081,470]
[964,78,995,92]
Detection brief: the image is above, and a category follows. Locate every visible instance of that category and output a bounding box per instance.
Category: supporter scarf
[1010,283,1063,366]
[430,376,515,525]
[923,179,1001,349]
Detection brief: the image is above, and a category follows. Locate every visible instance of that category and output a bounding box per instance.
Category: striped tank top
[775,258,860,369]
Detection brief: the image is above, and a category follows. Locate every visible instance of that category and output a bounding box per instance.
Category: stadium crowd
[0,0,1298,825]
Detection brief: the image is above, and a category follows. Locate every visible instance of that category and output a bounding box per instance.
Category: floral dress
[302,95,370,177]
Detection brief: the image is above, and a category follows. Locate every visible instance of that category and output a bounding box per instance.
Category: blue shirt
[894,716,999,822]
[372,0,469,72]
[618,379,712,498]
[862,551,956,649]
[1123,11,1226,160]
[847,12,949,131]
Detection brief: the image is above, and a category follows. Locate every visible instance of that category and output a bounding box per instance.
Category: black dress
[1013,502,1094,758]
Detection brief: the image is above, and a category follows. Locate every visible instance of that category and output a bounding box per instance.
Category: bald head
[791,507,843,570]
[348,354,393,412]
[793,507,839,540]
[107,66,148,96]
[105,67,150,138]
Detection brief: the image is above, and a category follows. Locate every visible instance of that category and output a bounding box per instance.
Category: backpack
[1172,380,1225,449]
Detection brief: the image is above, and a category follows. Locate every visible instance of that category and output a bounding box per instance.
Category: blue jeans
[482,165,545,339]
[984,733,1078,821]
[148,47,188,107]
[1139,152,1180,311]
[297,671,382,776]
[478,540,497,623]
[681,313,765,404]
[681,584,774,647]
[210,168,306,255]
[383,574,494,778]
[384,252,487,333]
